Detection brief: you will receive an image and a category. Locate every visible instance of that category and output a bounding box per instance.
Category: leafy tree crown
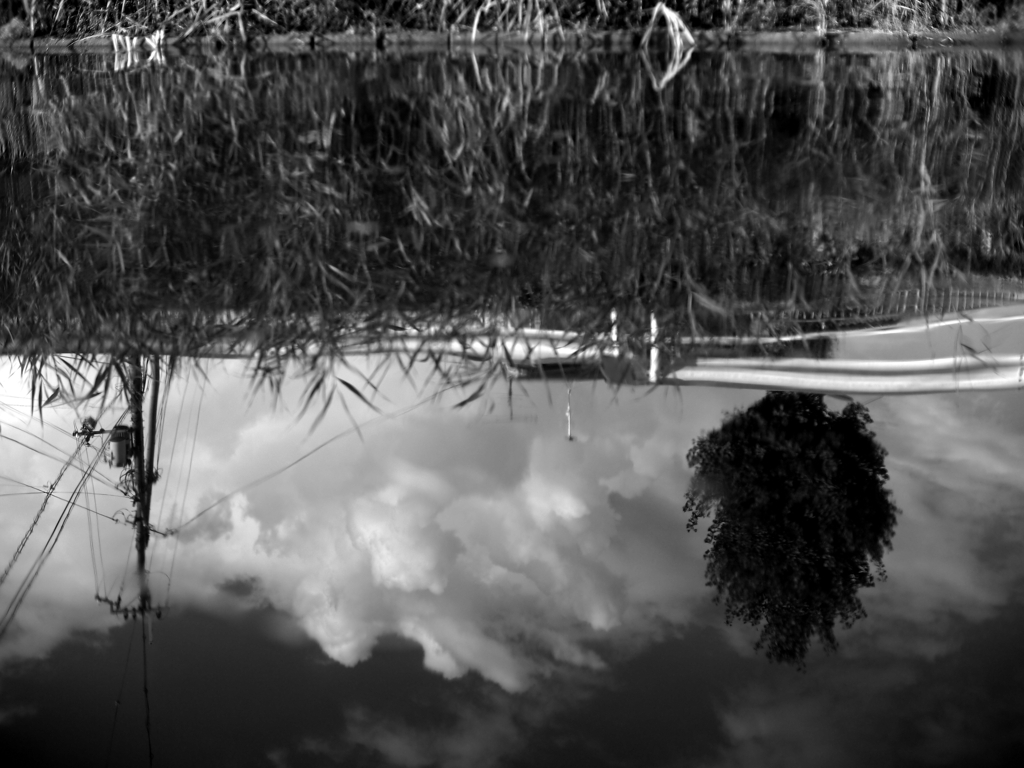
[684,391,899,667]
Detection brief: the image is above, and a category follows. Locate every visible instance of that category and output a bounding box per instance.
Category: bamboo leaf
[335,376,382,414]
[453,382,486,409]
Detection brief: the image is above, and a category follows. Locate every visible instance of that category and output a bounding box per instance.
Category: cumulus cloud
[135,363,749,693]
[5,353,1024,729]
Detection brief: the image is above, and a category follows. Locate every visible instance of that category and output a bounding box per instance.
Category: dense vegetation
[0,0,1021,38]
[684,391,899,666]
[2,42,1023,408]
[3,47,1022,344]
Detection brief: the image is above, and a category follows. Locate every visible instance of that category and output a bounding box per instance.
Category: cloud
[5,355,1024,731]
[144,366,748,692]
[0,381,131,664]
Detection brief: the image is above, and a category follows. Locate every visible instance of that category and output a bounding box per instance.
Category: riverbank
[1,0,1023,51]
[4,26,1024,56]
[4,45,1023,364]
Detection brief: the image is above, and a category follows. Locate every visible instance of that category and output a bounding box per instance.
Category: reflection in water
[3,49,1024,367]
[2,43,1024,768]
[684,391,899,667]
[1,342,1024,765]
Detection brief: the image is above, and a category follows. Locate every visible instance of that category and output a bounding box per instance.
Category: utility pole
[129,355,159,617]
[129,357,150,614]
[124,355,160,766]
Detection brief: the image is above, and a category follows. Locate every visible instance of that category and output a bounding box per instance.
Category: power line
[0,477,130,521]
[151,372,192,582]
[76,452,110,602]
[0,445,83,593]
[0,434,81,468]
[0,440,107,639]
[115,540,133,607]
[0,428,122,492]
[155,358,173,472]
[0,490,126,500]
[0,401,77,437]
[166,376,204,605]
[155,374,187,533]
[168,381,465,535]
[0,419,76,455]
[86,471,102,599]
[0,409,128,640]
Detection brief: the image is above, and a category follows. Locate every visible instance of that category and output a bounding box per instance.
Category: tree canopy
[684,391,899,667]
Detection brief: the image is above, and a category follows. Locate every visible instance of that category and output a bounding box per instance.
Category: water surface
[2,46,1024,767]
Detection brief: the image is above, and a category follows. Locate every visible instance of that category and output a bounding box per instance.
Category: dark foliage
[0,1,1018,37]
[684,391,899,666]
[2,50,1023,407]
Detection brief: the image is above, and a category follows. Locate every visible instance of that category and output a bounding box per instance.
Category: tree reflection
[684,392,899,667]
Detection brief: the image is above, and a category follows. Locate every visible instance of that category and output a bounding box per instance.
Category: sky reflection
[2,319,1024,766]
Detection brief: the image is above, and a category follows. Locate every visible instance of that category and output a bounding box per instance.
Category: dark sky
[0,605,758,768]
[3,597,1023,767]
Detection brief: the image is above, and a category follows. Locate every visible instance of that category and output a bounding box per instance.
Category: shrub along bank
[0,0,1021,39]
[3,49,1023,356]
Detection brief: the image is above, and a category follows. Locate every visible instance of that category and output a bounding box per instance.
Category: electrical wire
[115,526,134,605]
[169,381,463,535]
[154,356,174,475]
[0,408,128,638]
[154,376,186,533]
[0,433,82,468]
[74,446,113,602]
[151,371,192,580]
[0,445,83,593]
[0,491,128,524]
[0,419,76,455]
[166,377,204,604]
[0,440,107,639]
[0,469,126,504]
[86,472,102,599]
[0,430,121,492]
[0,404,75,437]
[0,490,127,499]
[92,475,109,598]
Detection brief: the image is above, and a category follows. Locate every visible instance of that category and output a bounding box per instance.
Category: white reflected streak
[665,366,1024,394]
[852,310,1024,336]
[673,309,1024,346]
[686,354,1024,374]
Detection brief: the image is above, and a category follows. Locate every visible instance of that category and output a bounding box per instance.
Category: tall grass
[2,47,1023,405]
[1,0,1020,37]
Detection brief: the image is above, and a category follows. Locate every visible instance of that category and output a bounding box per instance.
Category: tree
[684,391,899,667]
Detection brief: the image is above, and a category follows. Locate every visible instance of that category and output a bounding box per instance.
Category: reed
[1,1,1019,38]
[2,47,1023,407]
